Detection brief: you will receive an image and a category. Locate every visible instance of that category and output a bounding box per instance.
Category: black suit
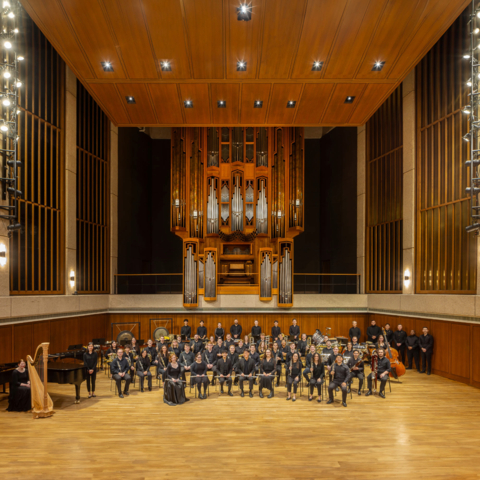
[367,325,382,342]
[405,335,420,371]
[181,325,192,340]
[328,363,351,403]
[392,330,407,363]
[271,326,281,340]
[230,324,242,339]
[289,325,300,341]
[216,357,233,391]
[349,327,361,341]
[110,357,132,394]
[215,328,225,341]
[236,357,256,392]
[418,334,434,374]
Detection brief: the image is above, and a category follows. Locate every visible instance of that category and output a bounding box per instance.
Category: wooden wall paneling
[50,317,80,353]
[430,319,451,375]
[317,314,337,339]
[472,325,480,384]
[108,313,139,341]
[0,325,13,364]
[450,323,471,380]
[13,323,33,362]
[32,321,51,350]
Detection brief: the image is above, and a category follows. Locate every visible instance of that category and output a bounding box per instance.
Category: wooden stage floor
[1,368,480,480]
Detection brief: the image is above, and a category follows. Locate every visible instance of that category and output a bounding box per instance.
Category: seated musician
[326,346,340,380]
[271,342,283,386]
[321,335,329,345]
[280,339,289,362]
[243,334,250,348]
[105,341,118,358]
[130,337,139,357]
[216,350,233,396]
[215,322,225,341]
[249,343,260,377]
[343,342,355,359]
[227,344,239,375]
[208,336,216,346]
[197,320,207,340]
[175,335,185,353]
[236,340,247,355]
[169,339,181,358]
[181,319,191,341]
[297,333,308,357]
[236,349,256,397]
[308,353,325,403]
[256,332,267,349]
[164,354,189,406]
[224,334,235,351]
[375,335,389,352]
[289,318,300,343]
[285,342,299,365]
[257,341,267,359]
[286,352,302,402]
[351,337,360,349]
[191,352,210,399]
[327,355,351,407]
[143,339,158,368]
[251,320,262,343]
[136,349,152,392]
[203,343,218,385]
[271,320,281,342]
[303,344,318,382]
[179,343,195,382]
[191,334,204,355]
[157,345,169,383]
[276,333,285,349]
[348,350,364,395]
[322,340,333,358]
[312,329,323,346]
[259,349,276,398]
[124,346,136,381]
[83,342,98,398]
[7,359,31,412]
[110,348,132,398]
[366,348,391,398]
[214,338,226,359]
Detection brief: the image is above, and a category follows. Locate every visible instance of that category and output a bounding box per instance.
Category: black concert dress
[164,363,189,406]
[7,369,31,412]
[259,358,276,391]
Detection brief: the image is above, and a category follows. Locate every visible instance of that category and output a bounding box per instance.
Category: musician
[208,335,216,346]
[321,335,329,344]
[297,333,308,357]
[110,348,132,398]
[157,345,170,383]
[384,323,394,344]
[243,334,250,348]
[225,334,235,350]
[197,320,207,340]
[308,353,325,403]
[236,349,256,397]
[179,343,195,382]
[236,340,247,355]
[83,342,98,398]
[289,318,300,343]
[256,332,267,349]
[343,342,354,359]
[124,345,136,378]
[366,348,391,398]
[348,350,364,395]
[215,323,225,341]
[349,321,361,342]
[214,338,226,358]
[375,336,389,352]
[105,341,118,358]
[352,337,360,349]
[227,344,239,372]
[280,339,289,362]
[271,320,281,341]
[191,334,204,355]
[216,350,233,396]
[175,335,185,352]
[272,342,283,386]
[130,337,139,357]
[230,319,242,340]
[144,340,158,367]
[367,320,382,343]
[393,324,407,363]
[286,342,299,365]
[257,341,267,359]
[164,354,189,406]
[169,339,181,358]
[327,355,351,407]
[405,329,420,371]
[7,359,31,412]
[276,333,286,349]
[249,344,261,378]
[303,344,318,382]
[419,327,434,375]
[136,349,152,392]
[322,341,334,360]
[181,319,191,341]
[259,349,276,398]
[312,329,323,346]
[286,352,302,401]
[191,352,210,399]
[251,320,261,343]
[203,343,218,385]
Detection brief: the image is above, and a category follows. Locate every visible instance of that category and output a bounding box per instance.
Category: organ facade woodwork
[171,127,304,307]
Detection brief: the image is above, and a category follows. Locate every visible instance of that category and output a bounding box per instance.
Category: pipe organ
[171,127,304,308]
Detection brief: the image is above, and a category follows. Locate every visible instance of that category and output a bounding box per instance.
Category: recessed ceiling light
[254,100,263,108]
[161,61,171,72]
[372,61,385,71]
[126,96,136,104]
[237,3,252,21]
[217,100,226,108]
[184,100,193,108]
[286,100,296,108]
[101,61,114,72]
[237,60,247,71]
[312,61,323,71]
[344,96,355,104]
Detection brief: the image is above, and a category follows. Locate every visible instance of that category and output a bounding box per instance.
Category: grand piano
[47,362,86,404]
[0,362,16,393]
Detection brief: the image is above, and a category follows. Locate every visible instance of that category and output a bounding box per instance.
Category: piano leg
[74,384,81,404]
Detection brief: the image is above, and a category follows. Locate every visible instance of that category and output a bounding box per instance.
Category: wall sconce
[0,243,6,267]
[69,270,75,288]
[404,268,410,288]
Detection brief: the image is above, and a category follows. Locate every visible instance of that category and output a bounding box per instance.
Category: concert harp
[27,342,55,419]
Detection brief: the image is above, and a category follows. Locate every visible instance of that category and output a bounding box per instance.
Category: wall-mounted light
[404,269,410,289]
[70,270,75,288]
[0,243,6,267]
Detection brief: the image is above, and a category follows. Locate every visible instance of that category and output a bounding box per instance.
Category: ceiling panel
[148,84,184,124]
[295,84,335,124]
[88,83,129,124]
[321,84,367,124]
[259,0,307,79]
[240,84,272,124]
[211,84,240,124]
[348,84,394,124]
[59,0,126,79]
[179,84,211,124]
[142,0,191,79]
[291,0,348,79]
[116,84,157,124]
[101,0,158,79]
[267,84,303,124]
[183,0,224,79]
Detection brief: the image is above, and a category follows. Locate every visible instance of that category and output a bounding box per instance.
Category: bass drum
[116,330,133,346]
[153,327,170,342]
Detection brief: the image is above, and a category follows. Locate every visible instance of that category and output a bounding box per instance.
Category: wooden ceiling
[21,0,469,127]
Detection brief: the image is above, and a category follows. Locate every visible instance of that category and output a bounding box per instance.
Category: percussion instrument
[116,330,134,346]
[153,327,170,342]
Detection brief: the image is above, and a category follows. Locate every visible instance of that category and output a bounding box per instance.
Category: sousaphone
[116,330,134,346]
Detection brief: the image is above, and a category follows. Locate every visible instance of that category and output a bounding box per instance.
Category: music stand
[288,336,297,344]
[137,339,145,346]
[253,335,260,344]
[181,334,188,342]
[92,338,106,345]
[68,344,84,350]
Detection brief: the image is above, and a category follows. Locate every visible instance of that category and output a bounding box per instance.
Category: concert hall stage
[1,370,479,479]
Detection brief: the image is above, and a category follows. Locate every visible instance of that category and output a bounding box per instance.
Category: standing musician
[251,320,262,343]
[215,322,225,341]
[214,338,226,359]
[190,352,210,399]
[384,323,394,345]
[419,327,434,375]
[216,350,233,396]
[136,349,152,392]
[406,329,420,371]
[203,343,218,385]
[271,320,281,342]
[191,334,204,355]
[179,343,195,382]
[181,319,191,341]
[297,333,308,357]
[230,319,242,340]
[289,318,300,343]
[197,320,207,340]
[348,350,364,395]
[157,345,169,383]
[259,349,276,398]
[303,344,318,382]
[366,348,391,398]
[110,348,132,398]
[236,349,256,397]
[367,320,382,343]
[286,352,302,402]
[308,353,325,402]
[225,333,235,351]
[169,339,181,358]
[349,321,361,342]
[393,324,407,363]
[343,342,355,359]
[272,342,283,386]
[83,342,98,398]
[236,339,247,355]
[327,354,351,407]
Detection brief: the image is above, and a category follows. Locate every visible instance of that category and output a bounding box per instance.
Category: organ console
[171,127,304,308]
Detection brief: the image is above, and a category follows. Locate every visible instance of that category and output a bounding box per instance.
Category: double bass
[382,328,406,378]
